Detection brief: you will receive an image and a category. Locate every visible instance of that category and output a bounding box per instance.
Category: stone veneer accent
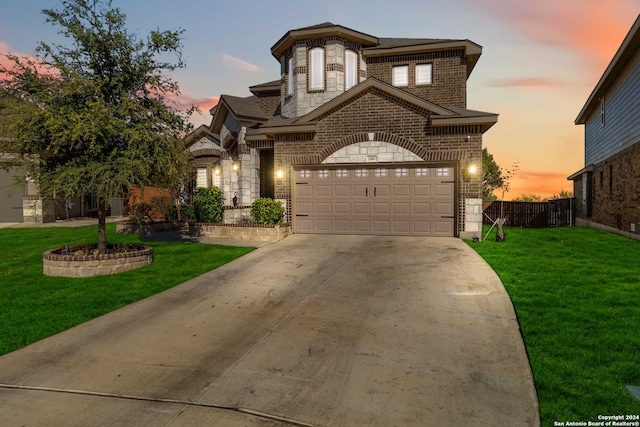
[190,223,291,242]
[43,245,153,278]
[322,140,423,164]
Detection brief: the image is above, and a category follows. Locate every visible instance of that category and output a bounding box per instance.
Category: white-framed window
[374,168,388,178]
[392,65,409,87]
[345,49,357,90]
[395,168,409,177]
[309,47,324,90]
[436,168,451,177]
[288,56,294,95]
[299,170,311,179]
[415,168,429,177]
[336,169,349,178]
[317,169,330,179]
[196,168,208,188]
[416,63,433,85]
[600,97,605,127]
[355,169,368,178]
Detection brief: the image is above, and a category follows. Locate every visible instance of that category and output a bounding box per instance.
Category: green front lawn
[0,223,254,356]
[468,226,640,424]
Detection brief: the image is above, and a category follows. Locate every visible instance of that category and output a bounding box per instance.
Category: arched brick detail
[319,132,427,161]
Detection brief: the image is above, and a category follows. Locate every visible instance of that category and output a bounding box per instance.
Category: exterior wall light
[214,167,220,175]
[232,162,239,172]
[276,169,284,179]
[468,164,478,175]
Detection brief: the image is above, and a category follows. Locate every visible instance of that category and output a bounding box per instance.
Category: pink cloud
[222,53,259,72]
[486,78,558,88]
[469,0,638,77]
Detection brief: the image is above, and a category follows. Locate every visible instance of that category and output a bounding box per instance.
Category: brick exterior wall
[582,141,640,235]
[273,88,482,235]
[256,91,281,116]
[366,50,467,108]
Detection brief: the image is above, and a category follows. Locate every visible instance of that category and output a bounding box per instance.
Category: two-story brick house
[186,23,498,238]
[569,14,640,238]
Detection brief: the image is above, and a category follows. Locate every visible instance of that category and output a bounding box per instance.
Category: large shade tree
[0,0,193,253]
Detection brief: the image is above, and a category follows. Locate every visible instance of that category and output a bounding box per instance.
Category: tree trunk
[97,197,107,254]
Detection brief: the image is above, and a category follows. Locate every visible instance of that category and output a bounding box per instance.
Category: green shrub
[192,187,224,223]
[251,197,285,225]
[179,204,195,221]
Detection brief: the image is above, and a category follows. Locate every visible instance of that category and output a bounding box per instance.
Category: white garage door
[294,166,454,236]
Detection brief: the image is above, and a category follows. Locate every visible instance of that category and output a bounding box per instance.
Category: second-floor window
[309,47,324,90]
[392,65,409,87]
[345,50,357,90]
[416,63,433,85]
[288,57,294,95]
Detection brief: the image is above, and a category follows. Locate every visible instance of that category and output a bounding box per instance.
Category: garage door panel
[434,221,454,234]
[392,202,410,215]
[297,185,313,197]
[392,221,410,233]
[294,166,454,236]
[413,202,431,215]
[435,184,453,197]
[353,220,370,232]
[354,202,370,214]
[335,202,351,214]
[413,221,431,233]
[413,184,431,197]
[316,185,332,197]
[434,202,454,215]
[334,220,351,232]
[334,185,351,197]
[316,202,332,214]
[296,218,313,233]
[392,184,410,197]
[373,220,390,233]
[373,202,390,214]
[316,219,333,232]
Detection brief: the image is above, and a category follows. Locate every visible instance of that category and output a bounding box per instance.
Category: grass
[468,226,640,424]
[0,223,254,356]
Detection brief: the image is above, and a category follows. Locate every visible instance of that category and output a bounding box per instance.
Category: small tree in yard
[0,0,193,254]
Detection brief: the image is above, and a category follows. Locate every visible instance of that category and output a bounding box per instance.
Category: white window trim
[392,65,409,87]
[345,50,357,90]
[309,47,324,91]
[416,63,433,85]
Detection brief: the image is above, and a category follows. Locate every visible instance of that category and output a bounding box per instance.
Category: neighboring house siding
[584,48,640,165]
[0,164,26,222]
[366,50,467,108]
[589,142,640,233]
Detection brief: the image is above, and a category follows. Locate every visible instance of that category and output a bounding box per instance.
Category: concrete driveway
[0,235,539,426]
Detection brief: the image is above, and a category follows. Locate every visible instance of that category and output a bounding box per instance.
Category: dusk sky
[1,0,639,199]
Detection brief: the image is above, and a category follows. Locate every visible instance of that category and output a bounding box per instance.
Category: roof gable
[210,95,269,134]
[576,14,640,124]
[294,77,456,124]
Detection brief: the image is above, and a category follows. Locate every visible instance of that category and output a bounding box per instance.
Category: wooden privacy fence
[483,198,576,228]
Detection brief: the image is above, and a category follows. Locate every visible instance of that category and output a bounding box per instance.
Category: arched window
[309,47,324,90]
[345,50,357,90]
